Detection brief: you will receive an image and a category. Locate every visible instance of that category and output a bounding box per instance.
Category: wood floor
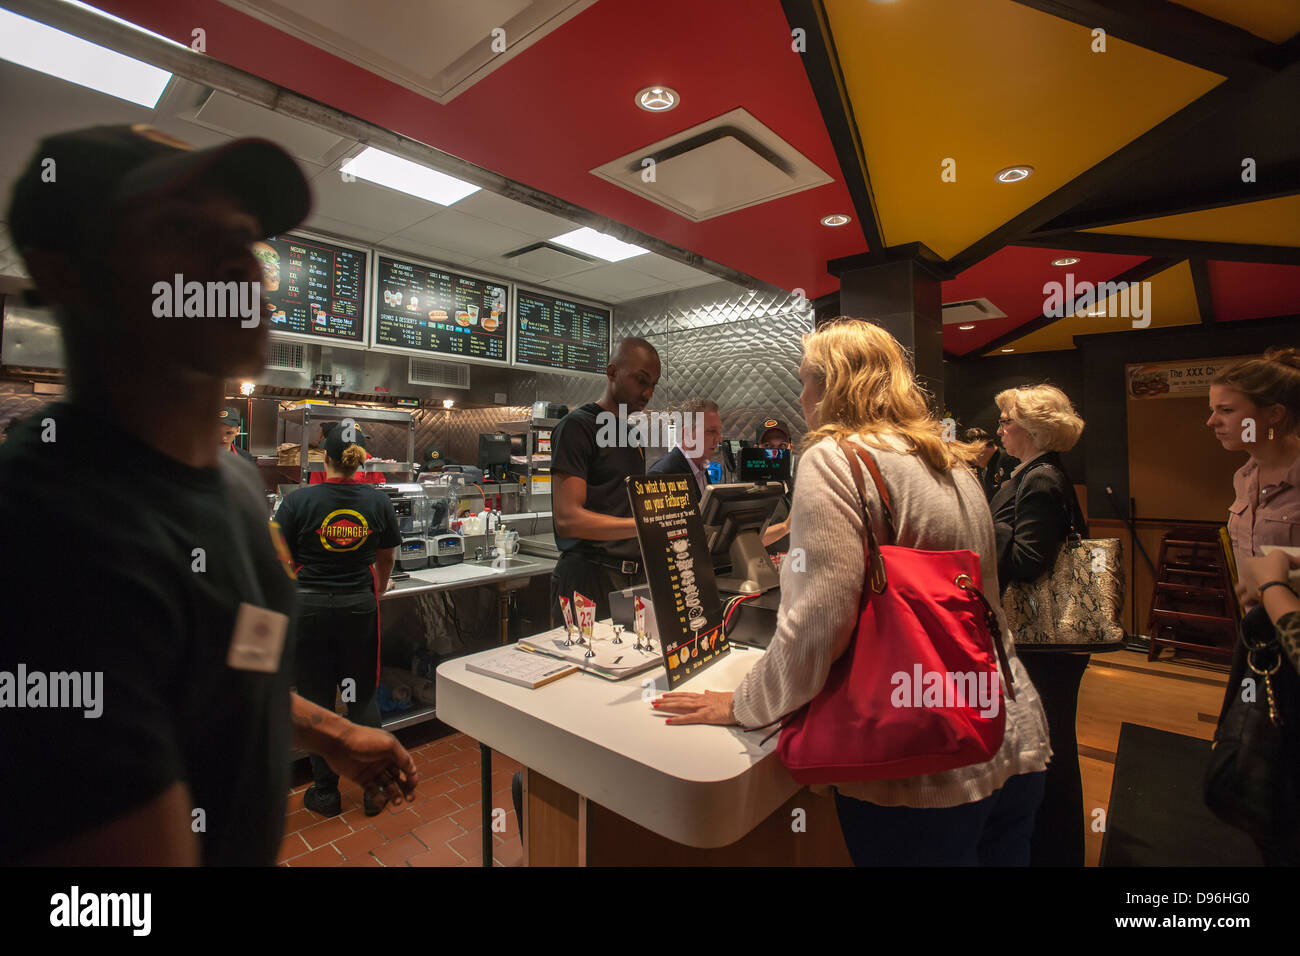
[1078,649,1228,866]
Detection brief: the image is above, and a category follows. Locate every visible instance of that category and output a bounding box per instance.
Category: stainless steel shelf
[279,403,416,426]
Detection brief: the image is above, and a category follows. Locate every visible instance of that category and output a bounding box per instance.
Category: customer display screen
[374,254,508,362]
[259,233,367,342]
[738,447,791,483]
[514,289,610,374]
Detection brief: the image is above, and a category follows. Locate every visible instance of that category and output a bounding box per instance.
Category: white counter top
[436,626,797,848]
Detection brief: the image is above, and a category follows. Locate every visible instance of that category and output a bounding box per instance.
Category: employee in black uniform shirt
[648,397,721,502]
[274,423,401,817]
[0,125,416,866]
[549,336,661,623]
[757,419,795,552]
[219,405,256,464]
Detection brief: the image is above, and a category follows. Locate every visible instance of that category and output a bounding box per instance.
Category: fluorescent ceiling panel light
[340,147,480,206]
[549,227,647,262]
[0,5,174,108]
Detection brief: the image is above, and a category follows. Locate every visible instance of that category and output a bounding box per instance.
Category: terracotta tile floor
[279,729,523,867]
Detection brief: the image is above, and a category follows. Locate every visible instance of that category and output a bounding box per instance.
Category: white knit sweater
[731,434,1052,808]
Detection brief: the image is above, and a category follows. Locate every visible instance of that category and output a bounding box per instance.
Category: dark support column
[836,258,945,412]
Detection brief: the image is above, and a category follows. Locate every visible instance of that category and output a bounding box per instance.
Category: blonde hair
[1212,346,1300,434]
[339,444,367,469]
[801,318,982,471]
[995,385,1084,452]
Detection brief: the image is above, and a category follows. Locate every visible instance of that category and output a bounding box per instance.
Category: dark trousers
[834,771,1046,866]
[295,589,381,791]
[549,551,643,627]
[1020,651,1090,866]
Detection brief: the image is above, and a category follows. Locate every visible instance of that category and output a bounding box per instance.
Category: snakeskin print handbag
[1002,464,1125,647]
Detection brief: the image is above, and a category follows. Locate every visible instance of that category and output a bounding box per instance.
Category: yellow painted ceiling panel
[1084,195,1300,247]
[988,260,1201,354]
[824,0,1223,260]
[1170,0,1300,43]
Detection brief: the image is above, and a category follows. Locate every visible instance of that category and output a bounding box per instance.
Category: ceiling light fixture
[820,214,851,227]
[239,381,256,396]
[1052,257,1079,267]
[550,227,648,262]
[0,5,175,108]
[1001,347,1015,352]
[443,399,455,409]
[636,86,679,112]
[340,147,479,206]
[995,165,1034,183]
[958,324,976,330]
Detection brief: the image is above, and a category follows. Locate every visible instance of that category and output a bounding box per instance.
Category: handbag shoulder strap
[1015,457,1085,543]
[837,439,890,594]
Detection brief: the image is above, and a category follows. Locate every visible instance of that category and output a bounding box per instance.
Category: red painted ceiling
[1206,261,1300,323]
[940,246,1149,355]
[93,0,865,299]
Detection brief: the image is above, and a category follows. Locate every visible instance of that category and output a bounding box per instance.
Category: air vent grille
[266,341,307,370]
[941,297,1007,325]
[409,357,471,389]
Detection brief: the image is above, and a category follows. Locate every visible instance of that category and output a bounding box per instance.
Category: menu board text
[515,290,610,374]
[374,255,507,362]
[260,234,366,342]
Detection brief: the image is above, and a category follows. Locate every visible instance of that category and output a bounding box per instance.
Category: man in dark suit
[648,397,722,503]
[963,426,1014,501]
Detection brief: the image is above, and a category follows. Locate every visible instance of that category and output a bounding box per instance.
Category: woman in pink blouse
[1207,347,1300,575]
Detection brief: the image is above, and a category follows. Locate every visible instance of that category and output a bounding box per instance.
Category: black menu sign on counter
[514,289,611,375]
[260,232,367,343]
[373,254,508,363]
[626,474,728,689]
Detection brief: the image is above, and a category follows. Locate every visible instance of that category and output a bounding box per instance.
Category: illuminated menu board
[260,233,367,342]
[514,289,611,374]
[373,254,508,362]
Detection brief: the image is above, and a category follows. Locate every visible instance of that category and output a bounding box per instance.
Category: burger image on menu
[252,242,280,293]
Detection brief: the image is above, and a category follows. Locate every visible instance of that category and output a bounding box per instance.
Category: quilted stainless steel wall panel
[612,280,812,462]
[0,381,57,437]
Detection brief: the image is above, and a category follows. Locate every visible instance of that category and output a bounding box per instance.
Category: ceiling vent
[590,108,833,222]
[502,242,596,278]
[215,0,599,105]
[942,297,1007,325]
[189,90,350,166]
[266,340,307,371]
[409,357,471,389]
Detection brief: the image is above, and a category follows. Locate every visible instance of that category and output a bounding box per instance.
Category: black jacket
[990,452,1087,593]
[980,448,1014,501]
[647,446,703,502]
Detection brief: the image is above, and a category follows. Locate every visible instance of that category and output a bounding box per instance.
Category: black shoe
[304,784,341,816]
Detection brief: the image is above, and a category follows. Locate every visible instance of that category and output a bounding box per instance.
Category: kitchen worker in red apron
[273,421,401,816]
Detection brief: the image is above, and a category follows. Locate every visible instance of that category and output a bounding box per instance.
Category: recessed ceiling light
[820,214,851,227]
[958,324,976,330]
[340,147,479,206]
[550,227,648,262]
[1052,257,1079,267]
[636,86,679,112]
[0,5,175,108]
[995,166,1034,183]
[1001,347,1015,352]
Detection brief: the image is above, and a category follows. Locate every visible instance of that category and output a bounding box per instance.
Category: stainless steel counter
[383,555,556,599]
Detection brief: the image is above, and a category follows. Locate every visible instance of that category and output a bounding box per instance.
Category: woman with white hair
[989,384,1088,866]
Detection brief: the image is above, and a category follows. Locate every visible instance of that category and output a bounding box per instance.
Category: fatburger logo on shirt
[317,509,372,551]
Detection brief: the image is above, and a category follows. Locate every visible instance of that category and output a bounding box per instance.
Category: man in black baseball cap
[0,126,418,865]
[219,406,255,464]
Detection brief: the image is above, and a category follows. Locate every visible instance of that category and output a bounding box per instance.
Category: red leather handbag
[776,441,1016,784]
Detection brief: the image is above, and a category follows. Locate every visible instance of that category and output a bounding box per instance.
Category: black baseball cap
[325,421,367,461]
[7,124,310,263]
[756,418,791,445]
[218,406,243,429]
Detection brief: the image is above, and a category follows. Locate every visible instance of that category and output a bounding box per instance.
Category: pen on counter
[612,656,623,665]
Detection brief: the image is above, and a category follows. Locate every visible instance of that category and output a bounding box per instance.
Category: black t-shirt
[274,480,401,591]
[0,402,297,865]
[550,402,645,559]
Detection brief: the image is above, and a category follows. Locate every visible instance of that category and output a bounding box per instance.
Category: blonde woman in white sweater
[654,319,1051,865]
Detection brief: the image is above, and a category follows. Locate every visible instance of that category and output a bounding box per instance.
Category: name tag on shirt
[227,603,289,673]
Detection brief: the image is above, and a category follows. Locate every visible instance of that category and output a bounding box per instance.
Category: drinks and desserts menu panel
[258,234,367,342]
[374,254,508,362]
[514,289,610,374]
